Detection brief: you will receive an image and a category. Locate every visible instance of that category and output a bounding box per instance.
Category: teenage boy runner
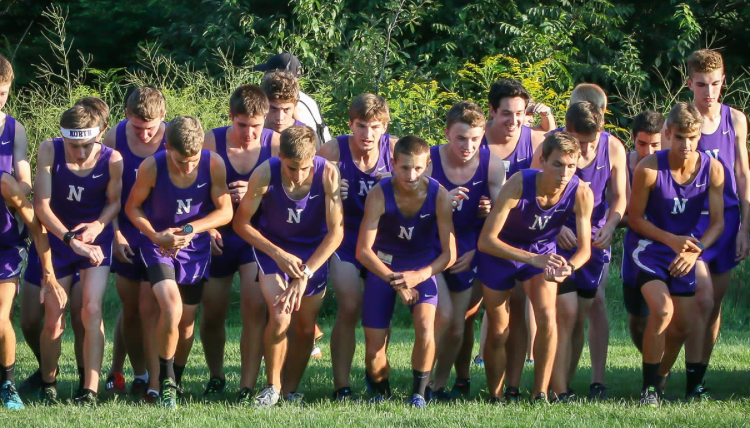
[357,135,456,408]
[478,131,593,403]
[317,93,397,400]
[232,126,343,406]
[201,84,279,402]
[629,102,725,406]
[35,99,123,405]
[126,115,233,408]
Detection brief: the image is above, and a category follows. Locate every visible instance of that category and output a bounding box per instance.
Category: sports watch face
[182,223,194,234]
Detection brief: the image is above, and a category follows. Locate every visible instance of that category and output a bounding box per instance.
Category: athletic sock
[159,356,175,384]
[174,364,186,385]
[686,362,702,394]
[642,362,660,389]
[147,388,159,396]
[656,374,667,394]
[412,370,430,396]
[697,363,708,384]
[371,378,392,397]
[3,363,14,385]
[134,372,149,382]
[78,366,85,391]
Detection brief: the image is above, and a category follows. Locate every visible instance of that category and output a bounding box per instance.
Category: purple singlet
[481,125,534,179]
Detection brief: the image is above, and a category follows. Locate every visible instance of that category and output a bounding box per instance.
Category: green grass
[4,267,750,427]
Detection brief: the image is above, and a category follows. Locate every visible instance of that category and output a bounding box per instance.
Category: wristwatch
[301,264,314,279]
[182,223,194,234]
[568,261,576,271]
[63,231,77,245]
[695,241,705,254]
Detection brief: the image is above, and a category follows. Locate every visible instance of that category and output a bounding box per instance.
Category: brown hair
[279,126,316,161]
[166,115,204,156]
[261,71,300,104]
[446,101,485,129]
[126,87,166,122]
[667,102,703,133]
[632,111,665,137]
[229,84,269,117]
[687,49,724,77]
[61,97,110,131]
[0,55,13,85]
[541,131,581,160]
[348,93,390,124]
[570,83,607,112]
[393,135,430,161]
[565,101,604,135]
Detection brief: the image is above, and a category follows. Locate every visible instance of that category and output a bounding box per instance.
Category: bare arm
[486,152,506,203]
[701,158,726,248]
[593,136,627,248]
[189,152,233,233]
[270,131,281,157]
[33,139,71,241]
[355,185,394,282]
[568,184,594,269]
[731,108,750,259]
[13,121,31,195]
[316,137,341,163]
[125,157,159,240]
[303,162,344,273]
[428,186,457,275]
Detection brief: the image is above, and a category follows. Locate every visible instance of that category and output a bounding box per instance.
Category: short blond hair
[0,55,13,85]
[687,49,724,77]
[446,101,485,129]
[126,87,166,121]
[279,126,316,161]
[348,93,390,124]
[667,102,703,133]
[261,71,300,104]
[167,116,204,156]
[570,83,607,112]
[542,132,581,160]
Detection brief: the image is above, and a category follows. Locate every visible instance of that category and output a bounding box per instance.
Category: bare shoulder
[109,148,123,163]
[608,134,627,158]
[323,159,341,182]
[730,106,748,131]
[37,138,55,159]
[208,150,226,170]
[103,126,116,148]
[637,153,658,171]
[204,129,217,151]
[14,119,27,135]
[318,137,341,161]
[576,180,594,201]
[709,157,725,177]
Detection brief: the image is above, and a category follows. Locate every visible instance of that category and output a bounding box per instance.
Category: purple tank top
[646,150,711,240]
[143,150,214,253]
[0,115,16,174]
[337,134,392,229]
[115,119,167,242]
[214,126,274,184]
[294,119,306,127]
[698,104,738,208]
[373,176,440,264]
[0,172,27,250]
[430,144,490,235]
[481,125,534,179]
[500,169,579,244]
[564,131,611,233]
[257,156,328,247]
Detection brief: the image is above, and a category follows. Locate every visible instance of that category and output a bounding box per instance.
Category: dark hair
[541,131,581,160]
[446,101,485,129]
[261,71,300,103]
[229,84,270,117]
[632,111,665,138]
[393,135,430,161]
[565,101,604,135]
[488,79,530,111]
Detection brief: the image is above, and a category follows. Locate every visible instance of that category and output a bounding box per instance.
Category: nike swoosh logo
[197,183,207,188]
[310,194,319,199]
[596,165,606,170]
[473,181,483,186]
[695,183,706,187]
[92,174,103,179]
[723,130,731,135]
[517,157,527,161]
[554,209,565,212]
[378,165,386,171]
[424,294,435,298]
[420,214,430,218]
[0,141,10,145]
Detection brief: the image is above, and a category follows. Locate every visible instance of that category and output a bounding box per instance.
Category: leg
[432,287,472,390]
[238,262,265,391]
[114,275,147,376]
[640,280,674,387]
[551,291,577,396]
[329,257,363,391]
[200,275,233,380]
[39,275,74,384]
[152,279,183,384]
[411,302,437,397]
[660,295,697,378]
[684,262,711,373]
[19,283,43,365]
[0,280,17,375]
[525,275,558,397]
[109,312,127,375]
[69,281,85,389]
[703,271,730,364]
[478,311,488,359]
[282,291,325,394]
[482,285,511,398]
[174,303,200,384]
[587,263,610,386]
[527,297,537,360]
[79,266,110,392]
[259,273,292,390]
[454,281,483,380]
[140,282,161,393]
[567,295,595,388]
[364,327,390,384]
[505,283,527,390]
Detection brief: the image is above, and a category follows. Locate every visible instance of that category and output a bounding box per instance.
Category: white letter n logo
[176,199,192,215]
[398,226,414,240]
[530,215,551,230]
[672,197,688,214]
[67,185,83,202]
[287,208,303,224]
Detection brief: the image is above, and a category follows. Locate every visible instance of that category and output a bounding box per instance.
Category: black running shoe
[131,378,148,396]
[686,384,713,401]
[18,370,44,394]
[38,384,59,405]
[236,387,253,406]
[589,383,607,400]
[533,392,548,403]
[504,387,521,403]
[431,387,451,402]
[450,379,470,399]
[74,389,98,407]
[203,377,226,397]
[333,387,354,402]
[551,392,576,403]
[639,386,659,407]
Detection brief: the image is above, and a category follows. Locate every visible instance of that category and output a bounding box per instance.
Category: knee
[446,318,466,344]
[365,344,386,363]
[487,327,509,350]
[162,305,183,327]
[268,312,291,336]
[434,310,452,335]
[336,297,361,322]
[81,303,103,330]
[535,308,556,333]
[695,292,714,317]
[414,322,435,345]
[294,321,316,342]
[42,314,65,339]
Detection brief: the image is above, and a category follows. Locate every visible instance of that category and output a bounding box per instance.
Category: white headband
[60,127,101,140]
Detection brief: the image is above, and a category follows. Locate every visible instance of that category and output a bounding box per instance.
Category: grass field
[3,266,750,427]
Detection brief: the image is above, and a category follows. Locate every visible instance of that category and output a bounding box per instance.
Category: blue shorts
[558,245,608,293]
[361,273,438,329]
[26,235,112,286]
[139,241,210,286]
[477,238,555,291]
[0,244,27,280]
[334,226,363,270]
[631,238,696,296]
[253,246,328,297]
[695,205,741,275]
[209,229,256,279]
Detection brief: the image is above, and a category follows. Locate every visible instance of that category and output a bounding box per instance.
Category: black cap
[254,53,302,77]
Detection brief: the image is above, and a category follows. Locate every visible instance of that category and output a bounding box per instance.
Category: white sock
[134,372,148,382]
[147,389,159,396]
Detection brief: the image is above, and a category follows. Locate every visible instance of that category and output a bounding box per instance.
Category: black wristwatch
[63,231,76,245]
[695,241,705,254]
[568,261,576,272]
[182,223,194,234]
